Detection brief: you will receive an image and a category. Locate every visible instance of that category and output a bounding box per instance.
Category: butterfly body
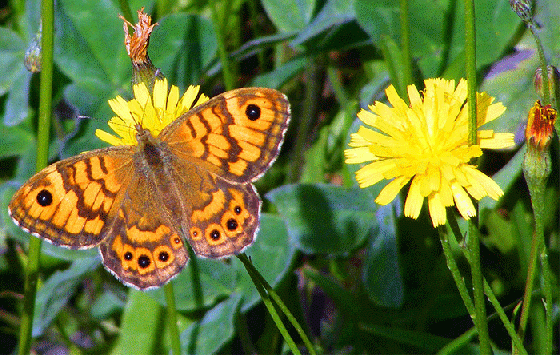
[9,88,290,289]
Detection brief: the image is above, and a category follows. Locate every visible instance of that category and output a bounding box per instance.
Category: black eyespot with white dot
[234,206,242,215]
[226,218,238,231]
[158,251,169,262]
[210,229,221,240]
[245,104,261,121]
[138,255,151,268]
[36,190,53,207]
[124,252,133,261]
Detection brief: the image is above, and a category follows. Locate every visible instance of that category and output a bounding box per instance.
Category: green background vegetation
[0,0,558,353]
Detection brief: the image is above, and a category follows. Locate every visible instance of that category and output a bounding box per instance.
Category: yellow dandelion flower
[96,78,209,146]
[345,78,515,227]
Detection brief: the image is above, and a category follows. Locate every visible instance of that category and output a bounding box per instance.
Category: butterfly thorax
[133,124,184,218]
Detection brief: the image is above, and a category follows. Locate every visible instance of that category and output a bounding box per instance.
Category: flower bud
[509,0,533,23]
[525,100,556,151]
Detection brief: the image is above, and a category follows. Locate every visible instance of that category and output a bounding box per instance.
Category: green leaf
[32,257,99,337]
[355,0,519,78]
[4,68,32,125]
[291,0,356,47]
[90,290,126,320]
[233,214,295,311]
[0,27,26,96]
[112,290,162,355]
[362,204,404,308]
[266,184,376,254]
[180,293,242,355]
[261,0,316,32]
[150,13,218,86]
[250,56,308,88]
[55,0,130,91]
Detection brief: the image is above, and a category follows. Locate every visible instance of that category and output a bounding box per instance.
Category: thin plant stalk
[399,0,412,88]
[211,0,235,91]
[237,254,316,355]
[446,218,528,354]
[164,283,181,355]
[18,0,54,353]
[463,0,491,352]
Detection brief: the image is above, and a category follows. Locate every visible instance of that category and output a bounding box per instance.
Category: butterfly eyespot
[124,252,133,260]
[158,251,169,262]
[36,189,53,207]
[245,104,261,121]
[226,218,238,231]
[138,255,151,268]
[210,229,221,240]
[173,237,182,245]
[234,206,242,215]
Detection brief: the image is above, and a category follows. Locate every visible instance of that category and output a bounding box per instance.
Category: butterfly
[8,87,290,290]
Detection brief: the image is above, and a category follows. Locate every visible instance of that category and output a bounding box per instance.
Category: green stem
[211,0,235,91]
[187,245,204,309]
[289,58,321,182]
[463,0,491,352]
[18,1,54,354]
[539,244,553,355]
[529,25,551,106]
[448,218,527,354]
[399,0,412,87]
[237,254,316,355]
[517,225,539,341]
[438,226,476,317]
[483,280,528,355]
[437,326,478,355]
[164,283,181,355]
[467,223,491,354]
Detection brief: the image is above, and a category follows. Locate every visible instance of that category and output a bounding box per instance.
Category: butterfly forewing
[161,88,290,183]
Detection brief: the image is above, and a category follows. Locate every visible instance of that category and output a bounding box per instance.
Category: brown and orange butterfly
[8,87,290,290]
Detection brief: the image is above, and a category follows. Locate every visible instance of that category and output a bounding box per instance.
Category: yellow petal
[344,147,377,164]
[95,129,126,146]
[404,178,423,219]
[153,78,168,110]
[427,192,447,227]
[376,175,410,205]
[451,183,476,219]
[479,133,515,149]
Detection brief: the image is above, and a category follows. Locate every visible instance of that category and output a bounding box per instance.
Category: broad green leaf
[32,257,99,336]
[113,290,162,355]
[261,0,316,33]
[363,204,404,308]
[355,0,519,78]
[250,56,308,88]
[54,0,122,97]
[266,184,377,254]
[291,0,356,47]
[4,68,32,126]
[150,13,218,86]
[0,28,25,96]
[180,293,242,355]
[91,290,126,320]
